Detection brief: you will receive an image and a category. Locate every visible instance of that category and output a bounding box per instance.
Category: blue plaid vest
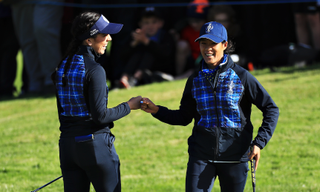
[192,56,245,128]
[56,55,89,117]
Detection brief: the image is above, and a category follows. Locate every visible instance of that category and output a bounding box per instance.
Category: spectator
[257,2,319,70]
[118,7,176,89]
[291,2,320,64]
[0,3,20,99]
[3,0,63,95]
[174,0,209,80]
[103,1,139,89]
[233,1,296,69]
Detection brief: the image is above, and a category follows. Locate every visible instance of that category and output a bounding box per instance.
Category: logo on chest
[227,81,235,94]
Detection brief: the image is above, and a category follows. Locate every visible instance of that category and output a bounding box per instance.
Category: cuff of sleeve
[252,140,263,149]
[151,105,165,118]
[123,102,131,114]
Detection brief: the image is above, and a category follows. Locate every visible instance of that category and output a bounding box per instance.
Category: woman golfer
[52,12,141,192]
[141,21,279,192]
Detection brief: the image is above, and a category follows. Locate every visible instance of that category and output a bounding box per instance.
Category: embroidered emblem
[206,23,213,33]
[228,81,235,94]
[90,29,99,36]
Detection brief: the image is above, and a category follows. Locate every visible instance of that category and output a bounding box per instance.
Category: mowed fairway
[0,64,319,192]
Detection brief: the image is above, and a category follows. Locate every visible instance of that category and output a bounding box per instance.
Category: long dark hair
[52,11,100,86]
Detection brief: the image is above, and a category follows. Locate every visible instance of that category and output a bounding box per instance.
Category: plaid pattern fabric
[216,69,244,127]
[192,57,244,128]
[56,55,90,117]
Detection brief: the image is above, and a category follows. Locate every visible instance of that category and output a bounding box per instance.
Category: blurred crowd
[1,0,320,98]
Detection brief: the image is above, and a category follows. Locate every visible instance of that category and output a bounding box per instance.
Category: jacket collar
[200,54,233,73]
[77,45,101,61]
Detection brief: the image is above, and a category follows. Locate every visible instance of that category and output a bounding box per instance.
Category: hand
[127,96,142,110]
[131,28,149,46]
[248,145,261,170]
[140,97,159,114]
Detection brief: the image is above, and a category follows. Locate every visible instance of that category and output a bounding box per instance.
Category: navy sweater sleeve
[87,63,131,125]
[153,76,196,125]
[244,71,279,149]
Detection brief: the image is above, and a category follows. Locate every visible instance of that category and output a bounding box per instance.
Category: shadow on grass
[0,92,55,102]
[277,63,320,74]
[2,63,319,102]
[252,63,320,76]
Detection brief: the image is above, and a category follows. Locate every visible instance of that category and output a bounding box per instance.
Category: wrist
[151,106,159,115]
[252,142,262,150]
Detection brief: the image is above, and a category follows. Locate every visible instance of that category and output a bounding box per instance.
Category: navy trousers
[59,132,121,192]
[186,156,249,192]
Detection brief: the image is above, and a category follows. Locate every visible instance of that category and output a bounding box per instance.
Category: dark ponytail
[52,12,101,86]
[224,40,235,55]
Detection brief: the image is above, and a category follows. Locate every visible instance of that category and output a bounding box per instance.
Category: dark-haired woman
[141,21,279,192]
[52,12,141,192]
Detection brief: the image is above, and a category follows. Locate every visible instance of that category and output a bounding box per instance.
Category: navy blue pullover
[153,55,279,162]
[55,45,131,137]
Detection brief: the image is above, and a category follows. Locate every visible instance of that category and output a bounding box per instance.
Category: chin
[205,59,214,65]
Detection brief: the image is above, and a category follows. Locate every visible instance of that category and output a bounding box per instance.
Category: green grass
[1,63,320,191]
[13,51,23,97]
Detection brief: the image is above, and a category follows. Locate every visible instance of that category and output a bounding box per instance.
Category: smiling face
[88,33,112,55]
[199,38,228,69]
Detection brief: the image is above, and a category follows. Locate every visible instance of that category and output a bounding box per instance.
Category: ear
[83,38,92,46]
[223,41,228,50]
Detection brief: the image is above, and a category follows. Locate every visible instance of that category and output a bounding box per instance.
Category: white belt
[208,160,241,163]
